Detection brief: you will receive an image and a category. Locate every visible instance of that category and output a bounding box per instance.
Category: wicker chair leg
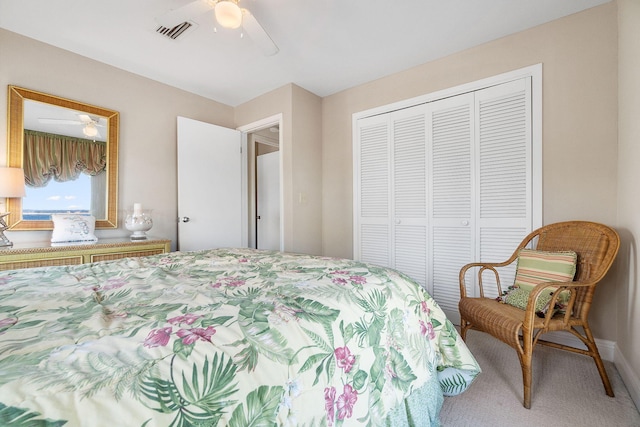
[460,319,468,341]
[583,325,615,397]
[518,351,533,409]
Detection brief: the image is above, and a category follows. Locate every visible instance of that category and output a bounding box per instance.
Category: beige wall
[322,3,619,340]
[235,84,323,255]
[617,0,640,406]
[290,85,323,255]
[0,29,234,249]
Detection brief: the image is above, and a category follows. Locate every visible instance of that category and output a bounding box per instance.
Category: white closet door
[391,107,428,287]
[354,74,539,325]
[355,106,428,284]
[355,115,391,268]
[474,77,533,298]
[427,93,475,322]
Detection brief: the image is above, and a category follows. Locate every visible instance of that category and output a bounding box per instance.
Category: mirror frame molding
[7,85,119,230]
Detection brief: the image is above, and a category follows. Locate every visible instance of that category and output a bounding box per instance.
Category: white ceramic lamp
[125,203,153,240]
[0,167,26,247]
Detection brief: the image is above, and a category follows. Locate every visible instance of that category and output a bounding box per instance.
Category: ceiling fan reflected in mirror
[156,0,279,56]
[38,114,105,139]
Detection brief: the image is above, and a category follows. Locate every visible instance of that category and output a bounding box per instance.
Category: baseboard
[541,331,615,362]
[614,345,640,411]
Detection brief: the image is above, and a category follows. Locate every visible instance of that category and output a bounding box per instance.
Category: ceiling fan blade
[38,118,82,125]
[77,114,107,127]
[242,11,279,56]
[156,0,215,28]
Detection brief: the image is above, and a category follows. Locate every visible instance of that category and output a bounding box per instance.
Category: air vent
[156,21,195,40]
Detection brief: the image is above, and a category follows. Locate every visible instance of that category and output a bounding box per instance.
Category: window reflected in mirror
[22,100,108,221]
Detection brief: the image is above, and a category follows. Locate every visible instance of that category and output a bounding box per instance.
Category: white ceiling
[0,0,609,107]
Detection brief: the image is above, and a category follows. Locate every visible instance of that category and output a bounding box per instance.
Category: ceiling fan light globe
[215,1,242,29]
[83,123,98,137]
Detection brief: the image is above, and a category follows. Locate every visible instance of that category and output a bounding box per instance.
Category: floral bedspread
[0,248,480,426]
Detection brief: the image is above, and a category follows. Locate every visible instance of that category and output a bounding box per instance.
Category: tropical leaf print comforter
[0,248,480,426]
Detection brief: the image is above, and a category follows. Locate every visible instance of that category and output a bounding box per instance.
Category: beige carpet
[439,330,640,427]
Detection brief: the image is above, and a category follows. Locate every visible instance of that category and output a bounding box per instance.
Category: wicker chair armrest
[523,281,592,328]
[459,260,515,298]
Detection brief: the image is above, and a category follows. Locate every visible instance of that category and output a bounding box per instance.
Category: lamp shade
[0,167,26,197]
[215,1,242,29]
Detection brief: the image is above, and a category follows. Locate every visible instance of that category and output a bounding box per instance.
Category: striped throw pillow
[515,249,577,289]
[512,248,577,313]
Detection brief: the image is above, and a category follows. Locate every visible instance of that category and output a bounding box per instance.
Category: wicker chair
[458,221,619,409]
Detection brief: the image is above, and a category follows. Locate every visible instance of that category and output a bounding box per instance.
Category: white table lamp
[0,167,26,247]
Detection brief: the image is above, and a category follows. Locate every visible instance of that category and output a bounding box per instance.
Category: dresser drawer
[0,238,171,271]
[0,256,83,271]
[91,248,166,263]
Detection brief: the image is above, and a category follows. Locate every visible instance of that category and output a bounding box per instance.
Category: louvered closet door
[474,77,533,298]
[356,115,391,268]
[355,76,538,325]
[428,93,475,323]
[428,78,534,322]
[391,107,428,287]
[355,106,428,285]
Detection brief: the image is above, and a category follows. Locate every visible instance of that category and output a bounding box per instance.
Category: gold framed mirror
[7,86,119,230]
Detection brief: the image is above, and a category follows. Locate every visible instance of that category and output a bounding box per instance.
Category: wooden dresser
[0,238,171,271]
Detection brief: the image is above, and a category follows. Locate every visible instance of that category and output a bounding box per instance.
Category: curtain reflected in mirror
[6,86,119,230]
[22,130,107,220]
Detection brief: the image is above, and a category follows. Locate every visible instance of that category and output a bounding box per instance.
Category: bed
[0,248,480,426]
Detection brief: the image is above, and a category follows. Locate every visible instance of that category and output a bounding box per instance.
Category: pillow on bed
[51,214,98,243]
[498,248,577,316]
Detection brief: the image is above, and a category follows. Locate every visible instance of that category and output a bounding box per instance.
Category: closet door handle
[395,219,401,225]
[461,220,469,226]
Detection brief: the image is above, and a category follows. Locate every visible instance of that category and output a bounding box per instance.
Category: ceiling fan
[39,114,105,138]
[156,0,279,56]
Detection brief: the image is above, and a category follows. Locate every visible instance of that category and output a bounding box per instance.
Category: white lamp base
[0,212,13,248]
[125,211,153,242]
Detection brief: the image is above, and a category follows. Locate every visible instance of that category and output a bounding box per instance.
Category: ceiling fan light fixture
[83,122,98,138]
[214,1,242,29]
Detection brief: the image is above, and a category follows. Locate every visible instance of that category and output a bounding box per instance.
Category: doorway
[253,128,280,249]
[239,114,283,251]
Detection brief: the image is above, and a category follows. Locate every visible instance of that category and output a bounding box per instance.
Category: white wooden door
[391,106,428,288]
[354,114,391,268]
[355,105,428,287]
[256,151,280,250]
[474,77,533,299]
[177,116,242,251]
[427,93,475,322]
[429,78,534,323]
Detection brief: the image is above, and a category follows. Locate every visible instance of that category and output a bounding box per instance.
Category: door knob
[461,220,469,226]
[179,217,190,223]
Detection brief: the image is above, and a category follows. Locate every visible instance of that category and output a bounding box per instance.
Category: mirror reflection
[7,86,119,230]
[22,101,108,220]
